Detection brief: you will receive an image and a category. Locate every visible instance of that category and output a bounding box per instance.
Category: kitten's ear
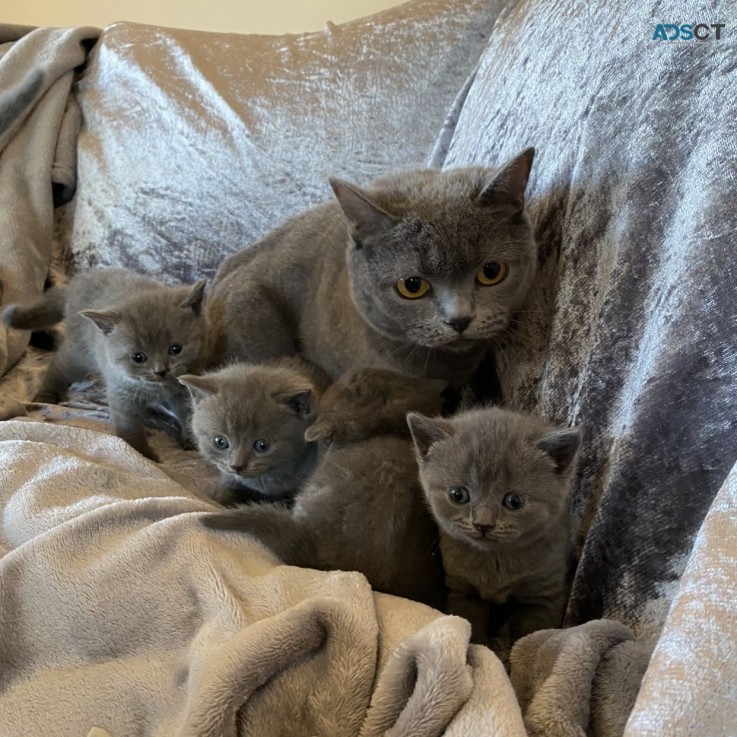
[329,178,398,248]
[305,417,335,444]
[536,427,582,475]
[476,147,535,214]
[275,387,313,417]
[181,279,207,315]
[80,309,120,335]
[407,412,453,460]
[178,374,217,401]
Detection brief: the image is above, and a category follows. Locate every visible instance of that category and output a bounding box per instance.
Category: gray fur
[305,367,447,448]
[203,434,445,609]
[208,150,537,384]
[407,407,581,645]
[180,357,331,504]
[4,268,208,461]
[2,286,66,329]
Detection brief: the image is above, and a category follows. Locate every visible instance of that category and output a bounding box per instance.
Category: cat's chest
[441,536,537,603]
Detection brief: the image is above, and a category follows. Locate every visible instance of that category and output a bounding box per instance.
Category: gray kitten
[2,268,207,461]
[202,434,445,609]
[179,357,331,504]
[208,149,537,385]
[407,407,581,645]
[305,367,448,448]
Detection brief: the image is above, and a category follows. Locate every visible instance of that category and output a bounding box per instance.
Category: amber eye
[396,276,431,299]
[476,262,508,286]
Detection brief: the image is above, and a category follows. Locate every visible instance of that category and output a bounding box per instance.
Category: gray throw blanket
[0,24,99,376]
[2,0,737,733]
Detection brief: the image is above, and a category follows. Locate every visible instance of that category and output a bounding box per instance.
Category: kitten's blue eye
[213,435,229,450]
[503,493,525,511]
[168,343,182,355]
[448,486,470,505]
[253,439,270,453]
[131,352,147,364]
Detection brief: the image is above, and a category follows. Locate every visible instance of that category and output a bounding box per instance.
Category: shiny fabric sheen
[65,0,505,282]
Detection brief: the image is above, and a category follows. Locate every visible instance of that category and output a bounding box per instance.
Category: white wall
[2,0,404,35]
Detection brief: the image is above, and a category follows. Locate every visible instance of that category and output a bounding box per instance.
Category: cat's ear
[305,417,335,444]
[536,427,581,475]
[407,412,453,460]
[80,309,120,335]
[329,178,397,248]
[178,374,217,401]
[180,279,207,315]
[275,386,313,417]
[476,147,535,214]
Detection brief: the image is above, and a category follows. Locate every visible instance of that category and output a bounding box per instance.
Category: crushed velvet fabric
[440,0,737,637]
[63,0,508,282]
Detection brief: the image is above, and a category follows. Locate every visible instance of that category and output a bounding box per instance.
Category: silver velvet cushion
[440,0,737,635]
[65,0,505,282]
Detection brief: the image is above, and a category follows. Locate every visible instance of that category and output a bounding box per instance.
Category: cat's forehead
[117,295,200,343]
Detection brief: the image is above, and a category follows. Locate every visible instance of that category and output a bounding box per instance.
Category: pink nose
[230,464,243,473]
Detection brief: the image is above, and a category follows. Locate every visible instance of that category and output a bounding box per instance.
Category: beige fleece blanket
[0,417,527,736]
[0,24,99,377]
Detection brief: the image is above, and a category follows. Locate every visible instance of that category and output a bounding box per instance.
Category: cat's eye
[253,439,270,453]
[503,492,525,511]
[131,352,147,364]
[213,435,229,450]
[476,262,508,286]
[168,343,182,355]
[396,276,431,300]
[447,486,470,505]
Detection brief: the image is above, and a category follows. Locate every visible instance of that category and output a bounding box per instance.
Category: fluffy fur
[202,434,445,609]
[2,268,207,461]
[180,357,331,504]
[208,150,538,385]
[305,367,448,449]
[407,407,581,645]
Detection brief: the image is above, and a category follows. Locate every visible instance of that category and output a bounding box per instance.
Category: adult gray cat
[304,366,448,449]
[208,149,537,384]
[2,268,207,461]
[179,357,331,504]
[202,434,445,609]
[407,407,581,645]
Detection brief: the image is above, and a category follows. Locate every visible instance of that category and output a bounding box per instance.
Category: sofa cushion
[440,1,737,634]
[65,0,506,282]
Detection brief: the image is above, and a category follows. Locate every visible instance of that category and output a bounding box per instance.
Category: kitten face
[82,281,207,385]
[180,364,315,488]
[332,150,537,350]
[408,408,580,551]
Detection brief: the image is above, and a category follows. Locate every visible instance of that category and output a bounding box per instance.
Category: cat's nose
[446,316,472,333]
[230,464,244,473]
[473,522,494,536]
[153,365,168,377]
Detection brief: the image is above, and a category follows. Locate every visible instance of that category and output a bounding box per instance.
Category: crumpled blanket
[0,24,99,376]
[510,619,655,737]
[0,418,527,737]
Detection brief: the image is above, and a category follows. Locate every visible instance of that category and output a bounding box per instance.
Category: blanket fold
[0,24,99,377]
[0,419,527,736]
[510,620,654,737]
